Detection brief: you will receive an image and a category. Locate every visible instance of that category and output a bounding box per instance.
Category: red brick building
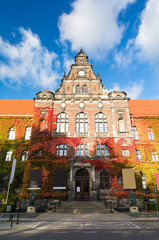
[0,50,159,207]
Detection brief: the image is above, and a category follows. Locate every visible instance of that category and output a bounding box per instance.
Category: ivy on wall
[0,107,159,203]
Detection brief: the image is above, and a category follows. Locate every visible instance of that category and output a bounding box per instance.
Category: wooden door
[75,169,90,200]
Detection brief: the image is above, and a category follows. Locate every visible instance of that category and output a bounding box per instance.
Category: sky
[0,0,159,100]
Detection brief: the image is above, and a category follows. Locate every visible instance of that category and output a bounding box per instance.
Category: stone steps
[56,201,111,214]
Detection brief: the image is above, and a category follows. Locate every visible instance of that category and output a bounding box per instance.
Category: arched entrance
[75,169,90,200]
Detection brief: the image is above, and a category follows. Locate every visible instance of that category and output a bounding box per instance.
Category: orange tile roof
[0,100,34,115]
[0,99,158,116]
[129,100,159,116]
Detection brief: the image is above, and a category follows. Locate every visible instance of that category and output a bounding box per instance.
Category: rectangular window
[122,149,129,156]
[99,123,104,132]
[28,169,42,189]
[95,123,98,132]
[53,169,66,190]
[5,151,13,161]
[80,123,84,132]
[60,123,65,132]
[77,149,79,156]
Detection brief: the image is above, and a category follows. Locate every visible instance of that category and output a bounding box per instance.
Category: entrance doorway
[75,169,90,200]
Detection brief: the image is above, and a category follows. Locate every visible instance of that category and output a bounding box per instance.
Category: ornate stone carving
[61,100,66,111]
[116,109,124,118]
[97,100,103,111]
[79,100,85,111]
[36,90,54,100]
[109,91,127,100]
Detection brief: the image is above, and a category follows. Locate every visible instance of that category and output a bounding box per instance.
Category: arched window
[21,151,28,161]
[152,151,158,161]
[57,113,69,133]
[76,144,88,156]
[75,85,81,94]
[148,127,154,140]
[56,144,67,156]
[95,113,107,133]
[0,174,9,192]
[118,118,126,132]
[132,126,139,139]
[97,144,109,156]
[100,171,110,189]
[5,151,13,161]
[8,127,15,140]
[76,113,88,133]
[82,85,88,94]
[136,149,142,160]
[25,127,32,140]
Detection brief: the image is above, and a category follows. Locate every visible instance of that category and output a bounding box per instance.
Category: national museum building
[0,50,159,208]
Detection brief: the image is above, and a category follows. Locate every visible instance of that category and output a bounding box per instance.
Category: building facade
[0,50,159,207]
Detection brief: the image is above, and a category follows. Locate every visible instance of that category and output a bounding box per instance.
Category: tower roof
[75,48,88,64]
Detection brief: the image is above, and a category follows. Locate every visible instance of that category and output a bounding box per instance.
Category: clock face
[78,70,85,76]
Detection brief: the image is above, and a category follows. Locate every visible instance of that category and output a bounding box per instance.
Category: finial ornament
[63,72,66,78]
[80,47,83,52]
[97,72,100,78]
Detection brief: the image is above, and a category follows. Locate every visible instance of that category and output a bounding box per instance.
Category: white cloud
[109,81,143,99]
[113,39,135,68]
[0,28,60,89]
[63,53,74,73]
[58,0,136,60]
[135,0,159,63]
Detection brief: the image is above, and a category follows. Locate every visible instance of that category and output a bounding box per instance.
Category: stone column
[91,166,97,200]
[68,160,74,200]
[92,166,96,190]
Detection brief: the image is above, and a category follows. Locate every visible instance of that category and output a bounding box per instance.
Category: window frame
[95,112,108,133]
[152,151,158,161]
[76,112,88,133]
[97,144,109,157]
[82,85,88,94]
[5,151,13,161]
[25,127,32,140]
[56,112,69,133]
[142,175,147,190]
[56,144,67,156]
[100,171,110,189]
[76,144,88,157]
[21,151,28,161]
[132,126,139,140]
[136,149,142,160]
[8,127,16,140]
[75,85,81,94]
[122,149,129,156]
[148,127,154,140]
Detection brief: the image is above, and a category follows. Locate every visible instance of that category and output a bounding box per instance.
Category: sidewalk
[0,211,159,224]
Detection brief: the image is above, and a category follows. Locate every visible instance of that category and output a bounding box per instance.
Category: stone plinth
[27,206,36,213]
[129,206,139,212]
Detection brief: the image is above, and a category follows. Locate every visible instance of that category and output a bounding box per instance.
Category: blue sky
[0,0,159,100]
